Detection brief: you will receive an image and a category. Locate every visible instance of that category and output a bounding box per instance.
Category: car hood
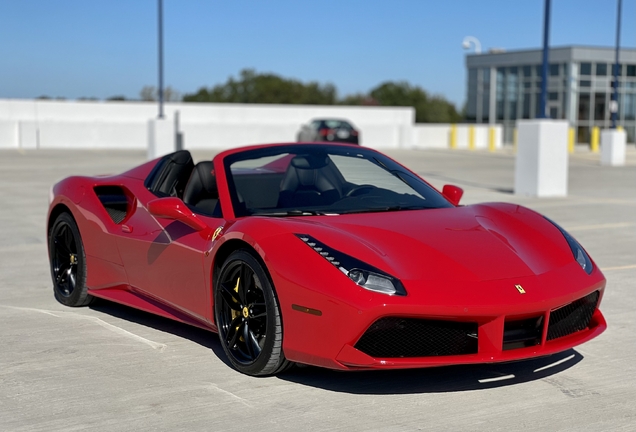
[273,203,572,283]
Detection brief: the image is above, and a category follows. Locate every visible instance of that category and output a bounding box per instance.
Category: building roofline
[466,45,636,68]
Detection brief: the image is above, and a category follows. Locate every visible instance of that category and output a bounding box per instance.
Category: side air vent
[94,186,131,224]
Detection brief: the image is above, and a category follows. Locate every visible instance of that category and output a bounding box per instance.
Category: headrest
[290,154,330,170]
[194,161,216,193]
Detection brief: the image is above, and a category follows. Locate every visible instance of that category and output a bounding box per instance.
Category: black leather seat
[278,154,342,208]
[183,161,220,216]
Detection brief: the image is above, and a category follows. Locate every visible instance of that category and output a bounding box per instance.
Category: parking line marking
[601,264,636,271]
[567,222,636,231]
[1,305,167,351]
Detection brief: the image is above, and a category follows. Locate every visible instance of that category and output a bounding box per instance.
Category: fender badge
[212,226,223,242]
[515,284,526,294]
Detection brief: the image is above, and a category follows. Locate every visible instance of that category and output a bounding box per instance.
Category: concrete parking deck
[1,147,634,431]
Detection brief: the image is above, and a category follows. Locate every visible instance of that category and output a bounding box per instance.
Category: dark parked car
[297,119,360,145]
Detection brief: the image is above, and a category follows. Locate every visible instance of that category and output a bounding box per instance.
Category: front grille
[547,291,599,341]
[503,316,543,350]
[354,317,478,358]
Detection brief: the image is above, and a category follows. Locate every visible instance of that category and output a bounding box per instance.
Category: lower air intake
[547,291,599,341]
[354,317,478,358]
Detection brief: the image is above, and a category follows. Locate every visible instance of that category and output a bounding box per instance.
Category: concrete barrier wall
[0,99,415,150]
[0,99,505,151]
[412,124,503,149]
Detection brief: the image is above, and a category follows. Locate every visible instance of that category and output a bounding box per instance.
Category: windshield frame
[222,143,452,218]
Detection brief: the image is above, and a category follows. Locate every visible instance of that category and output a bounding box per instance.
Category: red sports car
[47,143,606,376]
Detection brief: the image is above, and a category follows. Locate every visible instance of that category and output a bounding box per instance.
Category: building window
[578,93,590,121]
[549,63,560,76]
[580,63,592,75]
[535,93,543,117]
[580,80,591,87]
[522,93,531,119]
[549,92,559,101]
[611,64,622,76]
[627,65,636,77]
[594,92,606,120]
[522,65,532,77]
[506,67,518,120]
[596,63,608,76]
[624,93,636,120]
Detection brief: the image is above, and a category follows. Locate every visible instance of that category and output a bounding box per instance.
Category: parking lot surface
[1,146,635,431]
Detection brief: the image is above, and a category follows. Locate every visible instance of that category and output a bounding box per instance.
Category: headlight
[296,234,407,296]
[544,217,593,274]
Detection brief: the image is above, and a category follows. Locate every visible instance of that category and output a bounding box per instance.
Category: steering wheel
[345,185,378,197]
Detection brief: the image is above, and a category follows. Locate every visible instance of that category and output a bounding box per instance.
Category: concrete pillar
[515,119,569,197]
[600,129,626,166]
[147,118,175,160]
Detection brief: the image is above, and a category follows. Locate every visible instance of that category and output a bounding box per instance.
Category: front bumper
[272,256,606,371]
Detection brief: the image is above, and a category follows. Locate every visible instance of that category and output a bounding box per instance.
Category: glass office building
[465,46,636,144]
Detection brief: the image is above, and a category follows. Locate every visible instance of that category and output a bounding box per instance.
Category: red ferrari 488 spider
[47,143,606,376]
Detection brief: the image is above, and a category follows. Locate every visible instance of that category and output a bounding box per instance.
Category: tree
[368,81,461,123]
[140,85,180,102]
[140,86,156,101]
[181,70,461,123]
[183,69,337,105]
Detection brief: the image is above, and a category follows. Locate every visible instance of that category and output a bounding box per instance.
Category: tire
[48,212,93,307]
[214,250,291,376]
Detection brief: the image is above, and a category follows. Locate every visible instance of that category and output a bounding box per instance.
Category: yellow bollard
[488,127,496,152]
[591,126,600,153]
[513,128,518,153]
[450,124,457,149]
[568,128,575,154]
[469,126,475,150]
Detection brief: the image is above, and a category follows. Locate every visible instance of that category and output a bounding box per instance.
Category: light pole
[611,0,622,128]
[539,0,551,119]
[462,36,481,54]
[157,0,164,119]
[463,36,483,123]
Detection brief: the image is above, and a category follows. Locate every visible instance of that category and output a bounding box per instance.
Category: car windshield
[224,144,452,217]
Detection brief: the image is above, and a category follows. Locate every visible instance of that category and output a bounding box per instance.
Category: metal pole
[539,0,551,119]
[158,0,164,119]
[611,0,622,128]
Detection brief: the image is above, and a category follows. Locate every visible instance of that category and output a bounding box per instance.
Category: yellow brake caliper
[231,277,243,341]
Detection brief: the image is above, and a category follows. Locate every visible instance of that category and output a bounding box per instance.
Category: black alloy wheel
[214,250,290,376]
[48,212,92,307]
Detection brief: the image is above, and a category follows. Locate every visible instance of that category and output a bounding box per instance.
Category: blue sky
[1,0,634,107]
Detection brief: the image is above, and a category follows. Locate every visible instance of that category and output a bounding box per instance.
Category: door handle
[121,224,133,233]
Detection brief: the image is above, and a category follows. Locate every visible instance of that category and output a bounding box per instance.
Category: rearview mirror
[442,185,463,206]
[147,197,208,231]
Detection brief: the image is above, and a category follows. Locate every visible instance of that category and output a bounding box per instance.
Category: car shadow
[277,349,583,394]
[90,299,582,394]
[89,299,232,369]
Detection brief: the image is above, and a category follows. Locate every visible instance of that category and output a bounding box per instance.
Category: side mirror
[442,184,464,206]
[147,197,208,231]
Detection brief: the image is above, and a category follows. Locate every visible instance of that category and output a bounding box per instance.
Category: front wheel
[48,212,93,307]
[214,250,291,376]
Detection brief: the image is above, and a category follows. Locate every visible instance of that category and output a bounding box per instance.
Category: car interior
[145,151,222,217]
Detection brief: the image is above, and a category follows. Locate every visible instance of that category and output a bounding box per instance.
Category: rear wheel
[48,212,92,307]
[214,250,291,376]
